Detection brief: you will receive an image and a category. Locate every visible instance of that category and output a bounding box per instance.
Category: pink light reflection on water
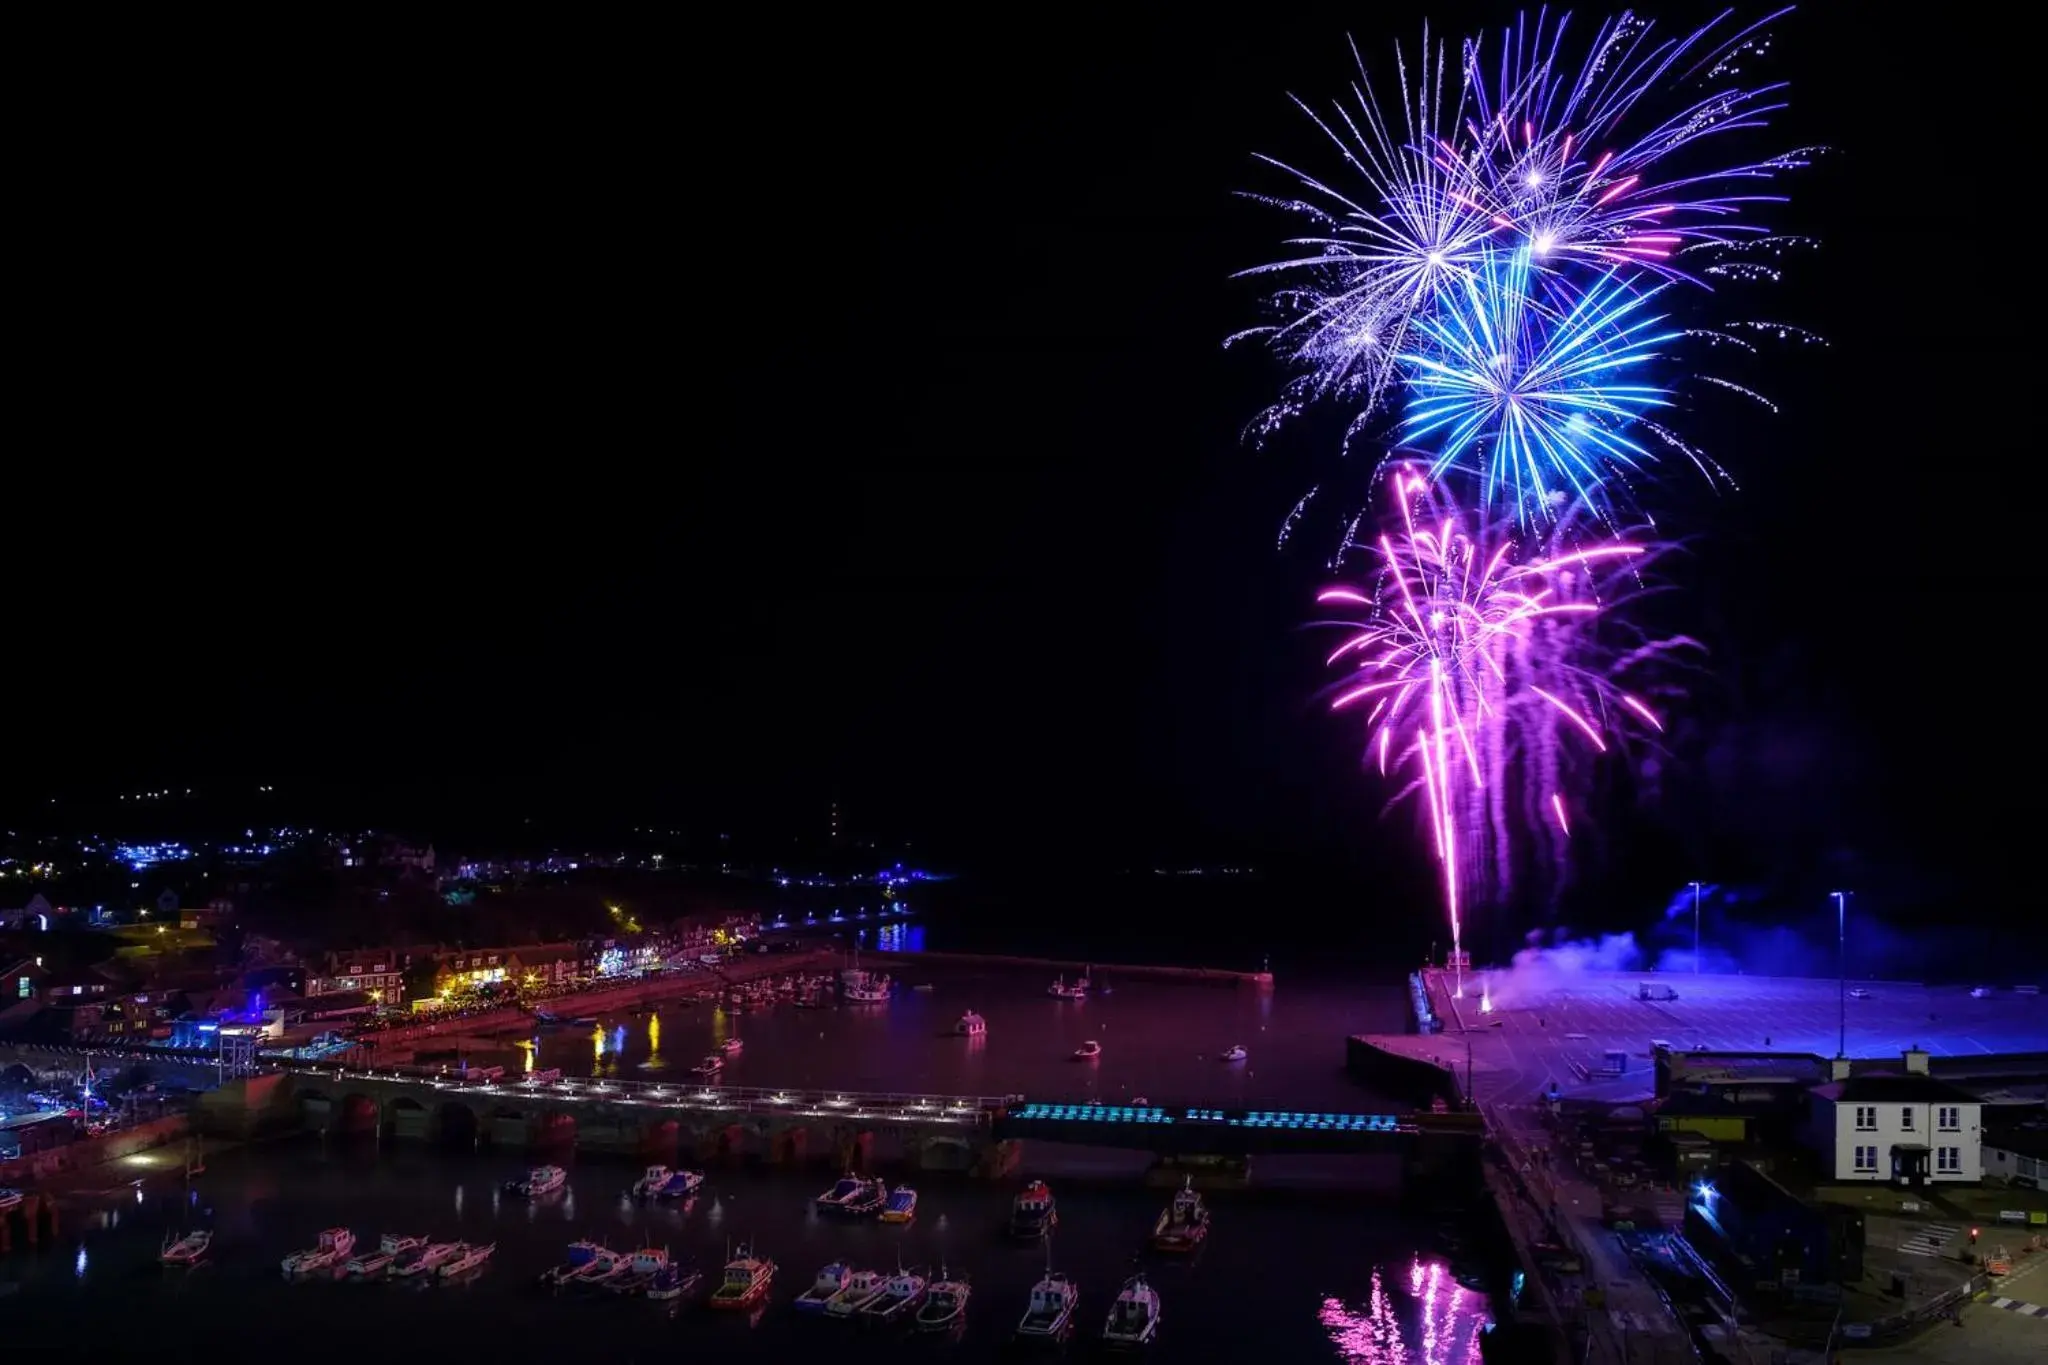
[1317,1260,1485,1365]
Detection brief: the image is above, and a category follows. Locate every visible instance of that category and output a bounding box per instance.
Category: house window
[1853,1105,1876,1131]
[1937,1106,1960,1132]
[1854,1145,1878,1172]
[16,976,27,998]
[1899,1107,1914,1130]
[1936,1146,1961,1173]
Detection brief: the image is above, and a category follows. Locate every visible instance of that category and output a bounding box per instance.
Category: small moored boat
[1015,1266,1079,1341]
[954,1009,987,1037]
[282,1227,355,1277]
[1010,1181,1058,1239]
[718,1036,744,1054]
[840,1177,887,1218]
[879,1185,918,1224]
[392,1241,464,1279]
[633,1164,704,1200]
[0,1189,24,1214]
[859,1266,929,1325]
[1072,1039,1102,1060]
[825,1268,888,1317]
[347,1232,426,1278]
[505,1165,566,1198]
[646,1261,700,1301]
[917,1266,970,1332]
[1048,975,1087,999]
[707,1242,776,1309]
[539,1239,614,1287]
[1100,1272,1161,1348]
[438,1241,495,1278]
[793,1260,852,1311]
[692,1054,724,1078]
[1151,1178,1210,1252]
[1219,1044,1247,1063]
[160,1230,212,1267]
[814,1173,863,1212]
[606,1245,670,1294]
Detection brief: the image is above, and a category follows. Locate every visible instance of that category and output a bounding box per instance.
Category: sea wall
[0,1113,190,1186]
[1346,1036,1462,1108]
[864,948,1272,989]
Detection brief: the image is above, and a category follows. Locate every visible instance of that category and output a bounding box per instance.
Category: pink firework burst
[1316,466,1692,976]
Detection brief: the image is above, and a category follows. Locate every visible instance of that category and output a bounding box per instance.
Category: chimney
[1829,1056,1852,1081]
[1903,1046,1929,1075]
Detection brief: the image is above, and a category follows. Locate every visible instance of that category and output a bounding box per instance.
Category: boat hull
[708,1283,771,1310]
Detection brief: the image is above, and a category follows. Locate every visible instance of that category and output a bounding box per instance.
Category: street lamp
[1689,881,1704,973]
[1833,890,1851,1058]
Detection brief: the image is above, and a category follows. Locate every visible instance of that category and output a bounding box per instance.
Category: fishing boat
[159,1230,212,1267]
[646,1261,701,1301]
[917,1267,970,1332]
[1010,1180,1058,1239]
[574,1247,636,1290]
[793,1261,852,1311]
[954,1010,986,1037]
[842,971,892,1003]
[391,1240,465,1279]
[1219,1044,1247,1063]
[539,1239,614,1287]
[879,1185,918,1224]
[1150,1178,1210,1252]
[1048,974,1087,999]
[824,1268,888,1317]
[347,1232,426,1278]
[1014,1266,1079,1342]
[841,1177,888,1218]
[504,1164,567,1197]
[1072,1039,1102,1060]
[815,1173,864,1212]
[605,1245,671,1294]
[438,1241,495,1278]
[633,1164,704,1200]
[858,1265,929,1325]
[707,1242,776,1309]
[1100,1273,1162,1348]
[281,1227,355,1277]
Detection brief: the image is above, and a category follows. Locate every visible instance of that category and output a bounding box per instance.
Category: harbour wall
[863,948,1273,989]
[1345,1036,1463,1109]
[0,1112,193,1259]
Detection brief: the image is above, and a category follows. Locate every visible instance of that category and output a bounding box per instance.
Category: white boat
[574,1247,635,1289]
[505,1164,566,1197]
[824,1267,888,1317]
[1151,1178,1210,1252]
[718,1036,744,1054]
[347,1232,426,1277]
[843,972,892,1003]
[879,1185,918,1224]
[859,1266,929,1325]
[954,1010,987,1037]
[1073,1039,1102,1060]
[815,1173,864,1212]
[605,1245,670,1293]
[1048,974,1087,999]
[438,1241,495,1278]
[645,1262,700,1301]
[1015,1268,1079,1341]
[794,1260,852,1311]
[1101,1273,1161,1347]
[160,1230,211,1267]
[633,1164,704,1200]
[692,1054,724,1077]
[1010,1180,1058,1239]
[391,1241,464,1279]
[917,1267,970,1332]
[282,1227,355,1277]
[1219,1044,1247,1063]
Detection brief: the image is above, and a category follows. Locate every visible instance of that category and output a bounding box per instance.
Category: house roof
[1811,1074,1982,1105]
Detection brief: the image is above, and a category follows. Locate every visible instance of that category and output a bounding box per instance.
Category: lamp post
[1689,881,1704,973]
[1833,890,1850,1058]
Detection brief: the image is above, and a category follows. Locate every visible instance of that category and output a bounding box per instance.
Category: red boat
[707,1243,776,1309]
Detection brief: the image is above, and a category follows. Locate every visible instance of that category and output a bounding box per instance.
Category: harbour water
[4,1138,1495,1362]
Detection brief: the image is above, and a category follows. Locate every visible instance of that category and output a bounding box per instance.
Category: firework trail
[1315,466,1694,974]
[1234,7,1819,526]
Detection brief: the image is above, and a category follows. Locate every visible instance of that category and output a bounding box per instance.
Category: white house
[1805,1050,1983,1185]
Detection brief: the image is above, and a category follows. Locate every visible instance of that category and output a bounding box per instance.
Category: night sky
[23,10,2016,935]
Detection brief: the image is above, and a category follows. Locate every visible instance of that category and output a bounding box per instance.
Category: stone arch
[296,1087,335,1128]
[437,1101,479,1147]
[338,1092,381,1136]
[387,1096,431,1141]
[913,1134,978,1171]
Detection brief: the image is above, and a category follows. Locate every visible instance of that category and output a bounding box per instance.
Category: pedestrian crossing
[1986,1295,2048,1318]
[1897,1222,1960,1257]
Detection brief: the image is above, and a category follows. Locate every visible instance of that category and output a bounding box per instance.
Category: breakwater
[864,947,1273,988]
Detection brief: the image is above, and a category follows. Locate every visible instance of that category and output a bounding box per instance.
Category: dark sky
[21,10,2018,929]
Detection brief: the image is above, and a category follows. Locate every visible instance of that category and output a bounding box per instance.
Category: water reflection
[74,1244,88,1279]
[644,1013,664,1072]
[1318,1261,1485,1364]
